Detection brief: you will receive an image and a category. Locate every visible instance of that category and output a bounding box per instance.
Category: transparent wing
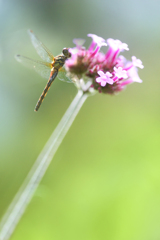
[28,29,54,63]
[15,55,52,79]
[57,68,73,83]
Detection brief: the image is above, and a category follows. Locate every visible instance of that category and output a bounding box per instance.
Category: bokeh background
[0,0,160,239]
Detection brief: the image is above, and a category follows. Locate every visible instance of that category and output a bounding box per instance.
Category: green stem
[0,90,88,240]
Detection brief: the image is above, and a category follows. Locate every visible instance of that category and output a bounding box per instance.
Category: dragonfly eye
[62,48,71,58]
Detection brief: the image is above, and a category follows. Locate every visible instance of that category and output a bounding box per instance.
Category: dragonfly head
[62,48,71,58]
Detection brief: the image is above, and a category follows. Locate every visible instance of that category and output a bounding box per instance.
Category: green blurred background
[0,0,160,239]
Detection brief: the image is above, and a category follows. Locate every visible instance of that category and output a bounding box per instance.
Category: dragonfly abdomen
[34,70,58,111]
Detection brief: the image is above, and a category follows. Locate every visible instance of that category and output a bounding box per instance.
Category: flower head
[65,33,143,94]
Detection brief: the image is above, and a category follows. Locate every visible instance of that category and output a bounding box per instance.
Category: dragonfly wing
[15,55,52,79]
[28,30,54,63]
[57,68,73,83]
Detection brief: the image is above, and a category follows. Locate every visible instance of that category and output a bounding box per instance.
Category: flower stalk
[0,90,89,240]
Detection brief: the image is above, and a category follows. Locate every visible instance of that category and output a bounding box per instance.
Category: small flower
[73,38,86,48]
[104,39,129,67]
[128,66,143,83]
[132,56,144,69]
[107,38,129,51]
[88,34,107,48]
[87,34,107,56]
[114,67,128,79]
[96,71,113,86]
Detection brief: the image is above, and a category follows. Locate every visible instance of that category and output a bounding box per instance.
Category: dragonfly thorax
[53,49,71,70]
[53,55,67,69]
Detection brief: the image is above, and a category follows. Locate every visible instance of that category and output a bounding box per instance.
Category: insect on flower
[16,30,71,111]
[16,31,144,112]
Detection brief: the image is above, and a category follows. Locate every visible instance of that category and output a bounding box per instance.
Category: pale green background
[0,0,160,239]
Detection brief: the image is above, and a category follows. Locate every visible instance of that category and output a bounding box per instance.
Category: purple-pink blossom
[65,33,143,94]
[113,67,128,80]
[88,34,107,49]
[73,38,86,48]
[132,56,144,69]
[96,71,113,86]
[107,38,129,52]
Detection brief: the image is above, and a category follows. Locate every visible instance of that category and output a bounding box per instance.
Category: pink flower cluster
[65,34,144,94]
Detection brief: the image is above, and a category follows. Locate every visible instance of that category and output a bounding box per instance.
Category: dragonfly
[16,30,71,111]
